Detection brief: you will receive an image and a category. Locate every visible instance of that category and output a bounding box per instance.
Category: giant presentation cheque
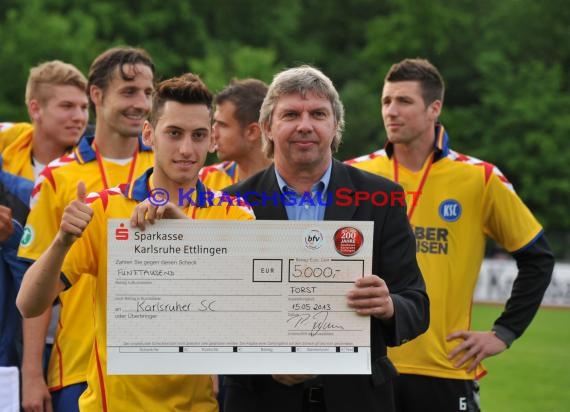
[107,219,372,375]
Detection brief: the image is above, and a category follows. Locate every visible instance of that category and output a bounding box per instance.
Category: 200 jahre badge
[333,227,364,256]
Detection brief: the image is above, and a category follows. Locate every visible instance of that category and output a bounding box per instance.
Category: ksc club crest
[333,226,364,256]
[438,199,462,222]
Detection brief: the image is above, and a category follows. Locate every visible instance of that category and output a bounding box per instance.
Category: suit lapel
[251,165,288,220]
[325,160,358,221]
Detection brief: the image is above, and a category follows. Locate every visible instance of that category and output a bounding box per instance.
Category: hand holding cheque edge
[130,197,188,230]
[347,274,395,322]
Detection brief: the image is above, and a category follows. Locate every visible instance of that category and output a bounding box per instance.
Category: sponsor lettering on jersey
[413,225,449,255]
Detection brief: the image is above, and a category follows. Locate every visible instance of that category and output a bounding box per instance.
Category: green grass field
[471,304,570,412]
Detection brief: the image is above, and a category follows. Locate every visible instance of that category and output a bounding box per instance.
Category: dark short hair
[87,46,155,109]
[385,58,445,105]
[214,78,268,128]
[148,73,212,127]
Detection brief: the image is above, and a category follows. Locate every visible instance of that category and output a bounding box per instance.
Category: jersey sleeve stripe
[511,230,545,254]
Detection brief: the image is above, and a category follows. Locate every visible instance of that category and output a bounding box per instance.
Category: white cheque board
[107,219,373,374]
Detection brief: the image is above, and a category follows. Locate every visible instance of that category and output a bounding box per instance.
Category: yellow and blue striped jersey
[346,124,542,380]
[18,135,154,390]
[61,170,252,412]
[199,161,239,190]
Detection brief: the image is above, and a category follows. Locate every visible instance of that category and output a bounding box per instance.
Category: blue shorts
[51,382,87,412]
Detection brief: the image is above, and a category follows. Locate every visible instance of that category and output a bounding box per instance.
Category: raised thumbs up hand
[58,181,94,246]
[77,180,87,203]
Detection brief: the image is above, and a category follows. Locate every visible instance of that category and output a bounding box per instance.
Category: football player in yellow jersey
[17,73,251,411]
[1,61,88,180]
[199,78,271,190]
[346,58,554,412]
[0,60,87,412]
[18,47,155,412]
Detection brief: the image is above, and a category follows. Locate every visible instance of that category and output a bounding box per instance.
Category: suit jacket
[222,160,429,412]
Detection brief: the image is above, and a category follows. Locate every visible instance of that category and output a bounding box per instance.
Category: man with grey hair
[223,65,429,412]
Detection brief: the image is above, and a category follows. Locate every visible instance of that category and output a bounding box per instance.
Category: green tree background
[1,0,568,257]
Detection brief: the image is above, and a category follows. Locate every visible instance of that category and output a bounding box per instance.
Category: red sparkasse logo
[333,226,364,256]
[115,223,129,240]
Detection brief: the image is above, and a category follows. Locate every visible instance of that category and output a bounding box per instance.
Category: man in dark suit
[223,65,429,412]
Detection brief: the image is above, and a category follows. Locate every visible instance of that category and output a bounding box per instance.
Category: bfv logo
[439,199,462,222]
[115,223,129,240]
[304,228,324,250]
